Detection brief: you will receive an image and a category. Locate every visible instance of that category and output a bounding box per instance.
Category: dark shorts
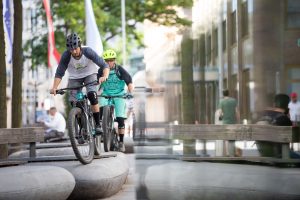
[68,74,97,102]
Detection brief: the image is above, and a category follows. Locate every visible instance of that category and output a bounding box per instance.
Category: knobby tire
[68,107,94,164]
[102,106,113,152]
[110,128,119,151]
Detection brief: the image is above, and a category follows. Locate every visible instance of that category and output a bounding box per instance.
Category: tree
[181,31,196,155]
[11,0,23,128]
[0,1,8,159]
[24,0,193,68]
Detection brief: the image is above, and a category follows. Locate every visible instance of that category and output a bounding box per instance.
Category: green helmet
[103,49,117,60]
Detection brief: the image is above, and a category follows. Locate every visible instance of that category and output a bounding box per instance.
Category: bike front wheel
[94,134,102,156]
[88,112,101,156]
[68,107,95,164]
[110,128,119,151]
[102,106,113,152]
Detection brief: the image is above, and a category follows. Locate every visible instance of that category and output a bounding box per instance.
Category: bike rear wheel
[68,107,95,164]
[102,106,113,152]
[94,134,102,156]
[87,112,101,156]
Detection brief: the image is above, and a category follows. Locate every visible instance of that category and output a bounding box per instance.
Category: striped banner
[43,0,60,68]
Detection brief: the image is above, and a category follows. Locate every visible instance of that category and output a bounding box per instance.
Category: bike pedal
[77,137,85,144]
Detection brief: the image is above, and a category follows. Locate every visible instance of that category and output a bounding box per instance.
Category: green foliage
[24,0,192,68]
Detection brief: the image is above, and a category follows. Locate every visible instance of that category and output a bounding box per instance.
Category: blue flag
[3,0,12,64]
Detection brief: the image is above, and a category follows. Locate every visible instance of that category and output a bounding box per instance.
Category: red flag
[43,0,60,68]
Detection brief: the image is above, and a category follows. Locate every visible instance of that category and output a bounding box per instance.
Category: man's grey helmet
[66,33,81,50]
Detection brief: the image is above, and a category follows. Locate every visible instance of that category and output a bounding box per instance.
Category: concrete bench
[0,127,44,159]
[169,124,300,159]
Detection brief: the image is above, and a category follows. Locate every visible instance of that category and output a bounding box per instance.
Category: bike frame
[74,94,95,136]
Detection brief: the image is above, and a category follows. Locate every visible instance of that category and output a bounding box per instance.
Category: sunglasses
[105,59,115,62]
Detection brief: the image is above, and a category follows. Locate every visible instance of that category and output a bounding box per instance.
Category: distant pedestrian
[218,89,240,124]
[43,107,66,142]
[218,89,241,156]
[288,92,300,126]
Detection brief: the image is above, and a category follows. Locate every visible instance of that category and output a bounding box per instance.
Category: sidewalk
[101,154,136,200]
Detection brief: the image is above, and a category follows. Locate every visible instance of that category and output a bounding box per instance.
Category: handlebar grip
[56,90,65,95]
[125,94,134,99]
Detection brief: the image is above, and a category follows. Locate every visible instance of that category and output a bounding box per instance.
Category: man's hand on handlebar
[50,88,57,95]
[98,76,108,84]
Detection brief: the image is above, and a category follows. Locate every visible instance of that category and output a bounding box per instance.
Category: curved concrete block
[66,153,129,199]
[9,147,75,158]
[10,146,130,199]
[0,165,75,200]
[19,148,129,200]
[124,136,134,153]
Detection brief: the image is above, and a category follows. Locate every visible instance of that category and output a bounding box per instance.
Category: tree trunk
[0,1,8,158]
[181,31,196,155]
[11,0,23,128]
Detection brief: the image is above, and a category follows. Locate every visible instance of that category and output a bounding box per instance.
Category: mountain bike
[53,81,102,164]
[99,94,133,152]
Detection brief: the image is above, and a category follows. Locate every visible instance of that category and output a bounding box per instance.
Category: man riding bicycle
[50,32,109,135]
[97,49,134,152]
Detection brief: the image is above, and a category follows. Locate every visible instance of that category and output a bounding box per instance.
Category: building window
[232,0,237,11]
[241,1,249,37]
[213,28,218,57]
[200,34,206,67]
[222,20,226,51]
[207,34,211,64]
[231,11,237,45]
[286,0,300,29]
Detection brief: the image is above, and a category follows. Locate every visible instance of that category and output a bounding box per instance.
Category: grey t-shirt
[55,46,108,79]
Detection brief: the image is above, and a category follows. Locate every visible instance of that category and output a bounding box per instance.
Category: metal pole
[34,81,37,123]
[121,0,126,67]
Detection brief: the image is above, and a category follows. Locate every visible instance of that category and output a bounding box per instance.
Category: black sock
[93,112,100,126]
[100,107,103,119]
[119,134,124,142]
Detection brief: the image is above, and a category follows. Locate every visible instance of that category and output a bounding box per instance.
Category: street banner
[3,0,12,64]
[43,0,60,68]
[85,0,103,56]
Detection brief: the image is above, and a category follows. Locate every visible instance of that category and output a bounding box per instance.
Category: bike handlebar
[50,81,99,95]
[98,93,133,99]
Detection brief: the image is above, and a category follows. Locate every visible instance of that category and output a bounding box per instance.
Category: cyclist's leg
[114,98,127,152]
[116,117,126,152]
[85,74,102,133]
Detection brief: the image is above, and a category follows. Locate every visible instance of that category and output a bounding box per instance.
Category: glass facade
[287,0,300,29]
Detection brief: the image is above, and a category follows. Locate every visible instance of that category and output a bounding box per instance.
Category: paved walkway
[134,159,300,200]
[102,154,136,200]
[98,142,300,200]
